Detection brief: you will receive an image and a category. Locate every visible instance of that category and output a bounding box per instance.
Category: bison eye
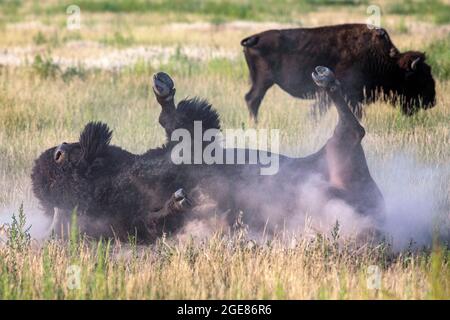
[54,150,65,163]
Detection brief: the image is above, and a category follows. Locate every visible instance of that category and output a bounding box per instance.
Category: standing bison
[241,24,436,120]
[32,68,385,242]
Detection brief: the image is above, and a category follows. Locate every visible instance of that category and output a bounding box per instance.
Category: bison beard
[241,24,436,121]
[31,68,385,243]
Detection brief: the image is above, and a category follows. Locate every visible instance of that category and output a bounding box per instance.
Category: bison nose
[54,143,68,163]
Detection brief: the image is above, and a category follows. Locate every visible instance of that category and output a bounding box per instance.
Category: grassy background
[1,220,448,299]
[0,0,449,299]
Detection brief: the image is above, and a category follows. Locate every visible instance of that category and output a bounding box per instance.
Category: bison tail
[241,35,259,47]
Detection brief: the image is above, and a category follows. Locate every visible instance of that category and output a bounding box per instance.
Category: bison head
[397,51,436,115]
[31,122,133,218]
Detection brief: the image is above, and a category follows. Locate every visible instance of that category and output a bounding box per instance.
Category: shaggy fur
[31,99,222,242]
[32,70,385,242]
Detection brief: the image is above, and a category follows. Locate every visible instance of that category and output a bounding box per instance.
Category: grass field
[0,0,449,299]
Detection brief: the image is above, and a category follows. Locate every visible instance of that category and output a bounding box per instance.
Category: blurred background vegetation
[0,0,448,23]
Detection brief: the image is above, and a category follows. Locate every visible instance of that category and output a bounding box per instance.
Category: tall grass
[0,208,448,299]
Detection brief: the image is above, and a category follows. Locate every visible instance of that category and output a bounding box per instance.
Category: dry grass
[1,224,449,299]
[0,1,449,299]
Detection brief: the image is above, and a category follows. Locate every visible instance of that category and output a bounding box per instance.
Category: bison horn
[411,57,421,71]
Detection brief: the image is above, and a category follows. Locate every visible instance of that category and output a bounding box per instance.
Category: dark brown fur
[31,70,385,242]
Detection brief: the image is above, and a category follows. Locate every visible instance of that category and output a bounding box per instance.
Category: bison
[241,23,436,120]
[32,68,385,242]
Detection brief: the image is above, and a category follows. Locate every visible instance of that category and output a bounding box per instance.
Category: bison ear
[79,122,112,162]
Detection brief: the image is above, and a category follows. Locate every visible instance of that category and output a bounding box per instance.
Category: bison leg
[310,91,331,119]
[245,80,273,123]
[243,55,273,123]
[148,188,192,220]
[243,49,274,122]
[312,66,384,219]
[164,188,193,215]
[136,188,193,240]
[44,207,72,239]
[347,95,364,120]
[152,72,180,138]
[335,67,366,119]
[312,66,365,145]
[48,207,60,235]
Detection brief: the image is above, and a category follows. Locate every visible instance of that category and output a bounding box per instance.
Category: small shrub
[62,66,87,82]
[33,31,47,45]
[6,204,31,252]
[32,54,60,79]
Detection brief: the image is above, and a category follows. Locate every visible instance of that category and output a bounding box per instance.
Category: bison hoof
[312,66,339,91]
[152,72,175,99]
[173,188,192,211]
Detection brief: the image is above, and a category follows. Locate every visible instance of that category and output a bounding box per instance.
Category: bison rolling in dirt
[241,24,436,120]
[32,68,385,242]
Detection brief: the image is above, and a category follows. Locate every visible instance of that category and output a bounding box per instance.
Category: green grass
[426,36,450,80]
[0,0,22,15]
[50,0,308,20]
[128,55,248,79]
[3,0,372,23]
[101,31,135,47]
[389,0,450,25]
